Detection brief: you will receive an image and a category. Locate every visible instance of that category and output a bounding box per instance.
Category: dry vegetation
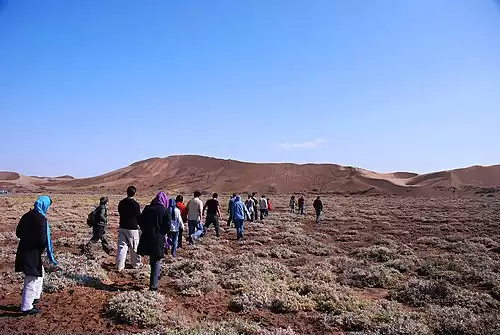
[0,194,499,335]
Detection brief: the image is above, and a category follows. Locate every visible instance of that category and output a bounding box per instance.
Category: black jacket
[137,204,171,259]
[94,204,108,226]
[313,199,323,212]
[118,197,141,230]
[15,210,47,277]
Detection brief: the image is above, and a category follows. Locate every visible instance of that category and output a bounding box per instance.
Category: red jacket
[267,201,272,211]
[176,202,188,222]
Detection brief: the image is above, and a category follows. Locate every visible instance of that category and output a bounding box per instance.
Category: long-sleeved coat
[15,210,47,277]
[137,204,171,258]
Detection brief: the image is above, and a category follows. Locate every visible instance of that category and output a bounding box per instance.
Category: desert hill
[1,155,499,195]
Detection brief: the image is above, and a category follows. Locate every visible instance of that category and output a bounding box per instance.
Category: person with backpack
[166,198,184,257]
[245,194,255,222]
[298,196,305,215]
[116,186,141,272]
[232,195,251,241]
[227,193,237,227]
[203,193,221,237]
[289,196,296,213]
[85,197,111,255]
[186,190,204,244]
[313,196,323,224]
[137,192,171,291]
[175,195,187,248]
[251,192,259,222]
[259,195,268,220]
[15,195,57,315]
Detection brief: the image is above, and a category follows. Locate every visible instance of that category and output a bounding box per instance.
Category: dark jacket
[15,210,47,277]
[137,204,171,258]
[118,197,141,230]
[313,199,323,212]
[95,204,108,226]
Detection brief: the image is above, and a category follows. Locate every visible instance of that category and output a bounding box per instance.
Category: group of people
[289,195,323,223]
[14,189,324,314]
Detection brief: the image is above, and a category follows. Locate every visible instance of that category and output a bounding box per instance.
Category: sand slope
[1,156,499,195]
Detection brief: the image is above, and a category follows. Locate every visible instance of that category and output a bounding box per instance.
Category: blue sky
[1,0,499,177]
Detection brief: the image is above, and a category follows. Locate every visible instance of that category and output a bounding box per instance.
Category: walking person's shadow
[0,304,23,318]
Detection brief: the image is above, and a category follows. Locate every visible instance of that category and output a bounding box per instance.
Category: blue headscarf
[168,198,177,218]
[33,196,57,265]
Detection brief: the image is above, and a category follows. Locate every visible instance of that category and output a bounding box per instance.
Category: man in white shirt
[186,190,203,245]
[259,195,268,221]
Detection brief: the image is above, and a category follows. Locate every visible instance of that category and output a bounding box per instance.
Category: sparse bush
[427,305,500,335]
[385,258,416,273]
[268,246,298,259]
[343,265,403,288]
[353,245,397,262]
[107,291,165,327]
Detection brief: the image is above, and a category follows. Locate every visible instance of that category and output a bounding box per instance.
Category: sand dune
[1,156,499,195]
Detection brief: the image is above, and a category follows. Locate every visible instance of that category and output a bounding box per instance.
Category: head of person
[261,195,265,198]
[252,192,257,197]
[151,192,168,207]
[235,195,241,202]
[248,194,251,199]
[168,198,177,217]
[291,196,295,199]
[175,195,183,203]
[194,190,201,198]
[127,186,137,198]
[33,195,52,217]
[100,196,109,206]
[212,193,218,199]
[317,196,320,200]
[232,193,237,199]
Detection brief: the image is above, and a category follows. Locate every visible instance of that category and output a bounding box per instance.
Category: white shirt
[187,197,203,221]
[259,198,268,210]
[171,207,185,231]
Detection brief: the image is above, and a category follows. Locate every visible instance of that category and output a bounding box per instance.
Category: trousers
[116,228,141,271]
[149,257,162,290]
[21,267,44,312]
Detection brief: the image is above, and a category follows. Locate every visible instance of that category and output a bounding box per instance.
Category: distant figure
[137,192,171,291]
[227,193,237,227]
[86,197,111,255]
[175,195,187,248]
[267,198,272,214]
[116,186,141,271]
[167,198,184,257]
[298,196,305,215]
[251,192,259,222]
[289,196,296,213]
[259,195,268,220]
[313,196,323,224]
[15,196,57,315]
[245,194,255,222]
[203,193,221,237]
[232,195,251,241]
[186,190,204,244]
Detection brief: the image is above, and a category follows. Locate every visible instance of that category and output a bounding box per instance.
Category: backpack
[86,208,97,227]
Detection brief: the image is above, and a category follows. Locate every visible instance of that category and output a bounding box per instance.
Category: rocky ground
[0,194,499,335]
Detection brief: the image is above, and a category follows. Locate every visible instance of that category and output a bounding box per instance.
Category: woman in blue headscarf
[15,195,57,315]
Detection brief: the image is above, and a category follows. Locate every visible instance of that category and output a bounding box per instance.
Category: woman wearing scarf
[165,199,184,257]
[15,195,57,315]
[137,192,171,291]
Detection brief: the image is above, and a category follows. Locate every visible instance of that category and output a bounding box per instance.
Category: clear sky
[1,0,499,177]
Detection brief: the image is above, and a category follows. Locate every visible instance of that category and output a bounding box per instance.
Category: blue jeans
[234,219,244,239]
[315,210,321,223]
[168,231,179,256]
[188,220,198,244]
[149,257,162,290]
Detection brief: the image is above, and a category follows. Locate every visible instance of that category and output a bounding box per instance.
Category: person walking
[289,196,296,213]
[266,198,272,216]
[227,193,237,227]
[251,192,259,222]
[203,193,221,237]
[259,195,268,220]
[175,195,187,248]
[245,194,255,222]
[298,196,305,215]
[137,192,171,291]
[232,195,251,241]
[86,197,111,255]
[186,191,204,244]
[15,195,57,315]
[116,186,141,271]
[166,198,184,257]
[313,196,323,224]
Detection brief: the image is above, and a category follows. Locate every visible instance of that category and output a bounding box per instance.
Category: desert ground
[1,193,500,335]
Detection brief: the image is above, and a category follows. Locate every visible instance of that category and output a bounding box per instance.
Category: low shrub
[343,265,403,288]
[106,291,165,327]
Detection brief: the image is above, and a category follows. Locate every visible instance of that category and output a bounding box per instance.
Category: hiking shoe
[33,299,40,305]
[22,307,40,315]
